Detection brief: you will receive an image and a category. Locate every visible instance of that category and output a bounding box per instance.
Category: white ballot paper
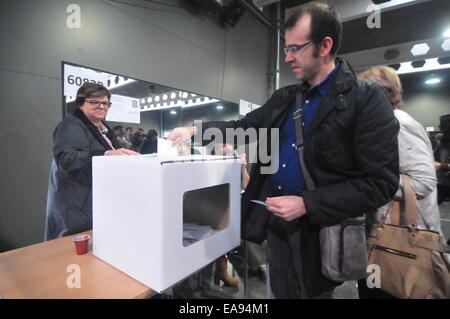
[157,138,178,157]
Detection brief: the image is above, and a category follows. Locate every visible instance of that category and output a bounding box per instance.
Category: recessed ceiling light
[163,94,168,101]
[410,43,430,56]
[442,39,450,52]
[425,78,441,85]
[170,110,177,115]
[396,57,450,74]
[444,29,450,38]
[216,105,224,110]
[438,56,450,65]
[411,60,426,68]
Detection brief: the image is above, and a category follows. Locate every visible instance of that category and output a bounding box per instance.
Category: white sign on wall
[239,99,252,116]
[106,94,141,124]
[239,99,261,116]
[63,64,109,98]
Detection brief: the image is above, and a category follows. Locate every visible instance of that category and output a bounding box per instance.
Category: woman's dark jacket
[45,110,119,240]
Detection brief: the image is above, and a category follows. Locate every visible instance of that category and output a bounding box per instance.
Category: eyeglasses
[284,41,314,56]
[85,100,112,108]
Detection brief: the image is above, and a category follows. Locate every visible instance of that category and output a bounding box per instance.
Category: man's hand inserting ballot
[265,196,307,222]
[167,126,197,146]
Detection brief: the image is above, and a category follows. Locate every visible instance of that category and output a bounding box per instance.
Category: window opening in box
[182,183,230,247]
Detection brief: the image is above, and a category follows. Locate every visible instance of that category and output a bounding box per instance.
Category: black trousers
[437,184,450,204]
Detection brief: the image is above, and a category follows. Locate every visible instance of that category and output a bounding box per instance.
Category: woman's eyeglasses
[85,100,112,108]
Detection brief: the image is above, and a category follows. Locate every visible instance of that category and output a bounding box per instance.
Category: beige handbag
[367,174,450,299]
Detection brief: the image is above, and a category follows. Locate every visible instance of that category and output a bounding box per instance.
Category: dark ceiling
[400,68,450,96]
[340,0,450,54]
[277,0,450,55]
[111,81,176,98]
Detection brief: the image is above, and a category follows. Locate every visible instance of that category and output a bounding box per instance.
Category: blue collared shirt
[271,62,340,196]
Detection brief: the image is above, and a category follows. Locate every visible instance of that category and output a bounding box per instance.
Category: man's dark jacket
[200,58,400,297]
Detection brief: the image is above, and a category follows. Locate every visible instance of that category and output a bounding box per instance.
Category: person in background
[139,129,158,154]
[113,125,132,149]
[45,83,139,240]
[125,127,134,142]
[130,130,145,151]
[434,114,450,205]
[358,66,442,298]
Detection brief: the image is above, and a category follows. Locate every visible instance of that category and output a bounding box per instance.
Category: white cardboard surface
[92,155,241,292]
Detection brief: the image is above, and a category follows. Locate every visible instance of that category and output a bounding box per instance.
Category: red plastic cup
[72,234,90,255]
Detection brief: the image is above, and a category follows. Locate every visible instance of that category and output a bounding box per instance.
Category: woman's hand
[105,148,140,156]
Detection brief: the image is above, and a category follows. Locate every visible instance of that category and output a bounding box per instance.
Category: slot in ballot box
[92,155,241,292]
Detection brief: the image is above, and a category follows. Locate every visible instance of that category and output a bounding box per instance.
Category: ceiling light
[147,97,152,103]
[396,58,450,74]
[411,60,426,68]
[425,78,441,85]
[155,96,160,102]
[182,92,188,99]
[163,94,168,101]
[410,43,430,56]
[384,48,400,60]
[438,56,450,65]
[444,29,450,38]
[170,110,177,115]
[442,39,450,52]
[389,64,401,71]
[170,92,176,99]
[141,99,145,104]
[216,104,224,110]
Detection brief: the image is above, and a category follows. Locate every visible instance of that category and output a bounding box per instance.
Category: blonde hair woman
[358,66,442,298]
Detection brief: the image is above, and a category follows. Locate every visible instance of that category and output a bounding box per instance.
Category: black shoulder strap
[294,88,316,191]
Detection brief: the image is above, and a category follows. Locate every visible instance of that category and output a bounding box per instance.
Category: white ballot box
[92,155,241,292]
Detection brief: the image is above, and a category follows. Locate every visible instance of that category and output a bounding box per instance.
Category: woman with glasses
[45,83,139,240]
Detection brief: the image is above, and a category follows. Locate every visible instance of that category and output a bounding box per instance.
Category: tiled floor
[199,201,450,299]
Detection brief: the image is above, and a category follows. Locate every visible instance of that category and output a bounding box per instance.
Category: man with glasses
[45,83,139,240]
[168,1,399,298]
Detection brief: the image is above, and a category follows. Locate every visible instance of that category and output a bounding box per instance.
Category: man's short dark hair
[285,1,342,57]
[113,125,123,131]
[75,82,111,108]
